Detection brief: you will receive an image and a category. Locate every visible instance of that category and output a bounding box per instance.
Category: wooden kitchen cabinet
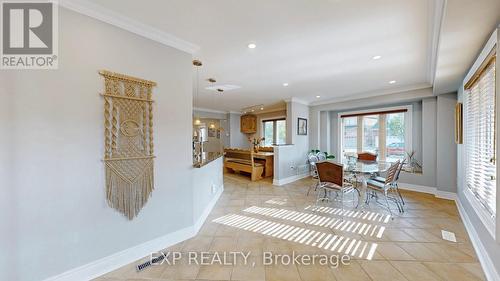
[240,114,257,133]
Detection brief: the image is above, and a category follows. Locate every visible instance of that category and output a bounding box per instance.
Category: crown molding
[428,0,447,86]
[284,97,310,106]
[193,107,228,114]
[309,83,432,107]
[59,0,200,54]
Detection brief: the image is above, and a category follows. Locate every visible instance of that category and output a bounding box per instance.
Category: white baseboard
[44,186,223,281]
[398,183,457,200]
[456,198,500,281]
[400,183,497,280]
[44,226,195,281]
[398,183,436,194]
[273,173,310,186]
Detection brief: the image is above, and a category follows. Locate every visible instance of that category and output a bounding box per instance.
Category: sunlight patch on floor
[243,206,386,238]
[304,205,391,223]
[264,198,288,205]
[213,214,378,260]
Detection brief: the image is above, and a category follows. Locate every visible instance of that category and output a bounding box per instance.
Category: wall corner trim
[193,186,224,233]
[273,173,310,186]
[43,187,223,281]
[456,198,500,281]
[398,183,457,201]
[59,0,200,54]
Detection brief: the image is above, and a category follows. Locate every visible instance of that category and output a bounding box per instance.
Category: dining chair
[316,151,327,161]
[372,160,406,207]
[307,154,320,196]
[315,161,357,218]
[357,152,377,161]
[366,160,401,216]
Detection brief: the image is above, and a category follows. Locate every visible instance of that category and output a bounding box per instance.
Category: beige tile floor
[95,173,486,281]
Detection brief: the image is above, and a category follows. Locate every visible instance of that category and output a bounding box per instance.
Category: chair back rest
[385,160,400,184]
[394,161,405,181]
[308,154,319,164]
[316,161,343,186]
[317,152,327,161]
[224,148,255,166]
[357,152,377,161]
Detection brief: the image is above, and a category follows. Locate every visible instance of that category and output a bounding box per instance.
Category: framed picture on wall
[297,118,307,135]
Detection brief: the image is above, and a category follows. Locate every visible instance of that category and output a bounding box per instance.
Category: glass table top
[328,159,392,174]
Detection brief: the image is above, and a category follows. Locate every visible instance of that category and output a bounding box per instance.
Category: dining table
[335,158,392,208]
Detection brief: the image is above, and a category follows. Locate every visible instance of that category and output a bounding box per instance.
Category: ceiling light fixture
[372,55,382,60]
[283,83,289,87]
[316,95,321,98]
[389,80,396,84]
[242,104,265,114]
[247,43,256,49]
[193,59,203,125]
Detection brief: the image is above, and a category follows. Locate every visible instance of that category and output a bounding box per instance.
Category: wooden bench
[224,148,264,181]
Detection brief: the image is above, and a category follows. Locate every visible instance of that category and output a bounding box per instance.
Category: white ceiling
[433,0,500,94]
[84,0,499,112]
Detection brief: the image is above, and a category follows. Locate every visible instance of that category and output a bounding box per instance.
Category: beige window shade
[464,57,496,217]
[340,109,407,118]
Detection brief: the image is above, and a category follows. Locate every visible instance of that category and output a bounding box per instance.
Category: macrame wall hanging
[99,70,156,220]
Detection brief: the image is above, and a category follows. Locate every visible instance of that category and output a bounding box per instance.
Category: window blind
[465,58,496,217]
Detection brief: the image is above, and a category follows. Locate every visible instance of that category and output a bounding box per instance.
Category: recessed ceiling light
[283,83,289,87]
[247,43,256,49]
[251,109,255,112]
[389,80,397,84]
[372,55,382,60]
[260,107,264,110]
[316,95,321,98]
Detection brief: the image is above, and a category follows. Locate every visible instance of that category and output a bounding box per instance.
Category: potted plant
[249,137,265,153]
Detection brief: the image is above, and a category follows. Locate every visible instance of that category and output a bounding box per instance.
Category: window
[342,117,357,155]
[339,106,411,162]
[464,57,496,220]
[262,119,286,146]
[363,115,379,154]
[386,112,406,162]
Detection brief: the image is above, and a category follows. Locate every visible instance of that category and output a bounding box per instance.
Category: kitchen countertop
[193,152,224,168]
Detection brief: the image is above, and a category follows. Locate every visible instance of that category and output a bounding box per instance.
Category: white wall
[436,93,458,192]
[6,9,196,281]
[273,100,310,183]
[192,157,223,226]
[319,111,330,152]
[0,71,16,280]
[456,27,500,280]
[228,113,249,149]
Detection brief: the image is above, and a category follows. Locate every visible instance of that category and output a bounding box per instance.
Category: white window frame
[337,105,413,162]
[461,29,497,238]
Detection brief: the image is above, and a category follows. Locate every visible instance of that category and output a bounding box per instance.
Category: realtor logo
[1,1,58,69]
